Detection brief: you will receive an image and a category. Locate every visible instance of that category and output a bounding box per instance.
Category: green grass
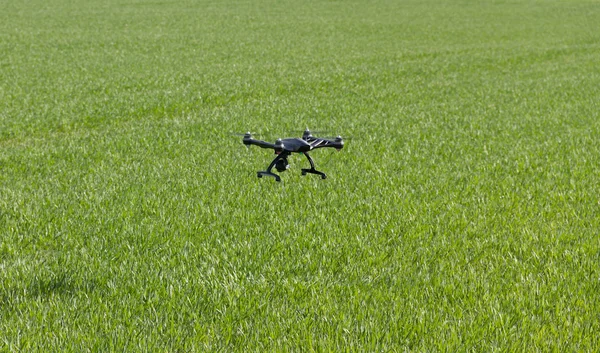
[1,0,600,351]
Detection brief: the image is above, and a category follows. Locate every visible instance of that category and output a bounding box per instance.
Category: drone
[242,128,344,182]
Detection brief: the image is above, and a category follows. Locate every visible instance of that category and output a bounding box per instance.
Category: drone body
[243,128,344,182]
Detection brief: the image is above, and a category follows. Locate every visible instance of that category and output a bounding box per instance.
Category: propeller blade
[230,132,260,136]
[321,136,353,140]
[290,130,330,135]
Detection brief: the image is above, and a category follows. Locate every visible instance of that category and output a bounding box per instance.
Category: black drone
[242,128,344,182]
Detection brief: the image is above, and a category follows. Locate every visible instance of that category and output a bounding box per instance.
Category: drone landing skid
[257,171,281,182]
[257,151,290,182]
[301,152,326,179]
[301,168,326,179]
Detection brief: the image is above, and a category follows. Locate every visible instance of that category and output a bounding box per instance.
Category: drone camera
[275,157,290,172]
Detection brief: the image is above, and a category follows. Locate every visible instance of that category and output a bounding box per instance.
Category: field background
[1,0,600,351]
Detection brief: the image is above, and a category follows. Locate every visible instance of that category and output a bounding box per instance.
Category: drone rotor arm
[244,138,277,150]
[306,137,344,150]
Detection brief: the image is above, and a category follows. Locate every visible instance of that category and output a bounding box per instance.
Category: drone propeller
[317,135,353,141]
[296,128,330,135]
[299,128,352,139]
[297,127,349,141]
[231,131,260,137]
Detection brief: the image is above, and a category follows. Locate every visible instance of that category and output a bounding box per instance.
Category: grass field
[1,0,600,351]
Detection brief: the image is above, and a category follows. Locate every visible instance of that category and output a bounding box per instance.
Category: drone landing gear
[301,152,327,179]
[257,171,280,182]
[257,151,290,182]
